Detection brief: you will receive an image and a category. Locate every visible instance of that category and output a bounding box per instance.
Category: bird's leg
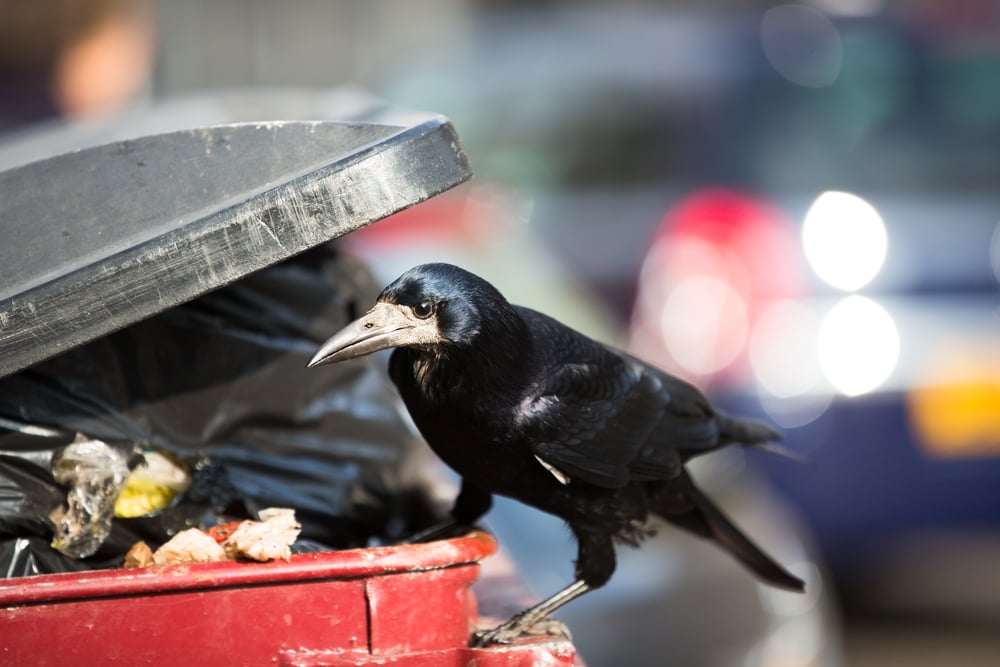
[405,479,492,544]
[472,580,589,647]
[472,529,614,646]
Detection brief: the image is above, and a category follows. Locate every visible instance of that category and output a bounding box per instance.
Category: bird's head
[308,263,515,367]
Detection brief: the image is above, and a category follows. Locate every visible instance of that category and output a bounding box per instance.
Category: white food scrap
[153,527,226,565]
[223,507,301,562]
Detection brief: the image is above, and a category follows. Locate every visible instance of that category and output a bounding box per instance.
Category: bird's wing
[625,354,723,468]
[514,308,720,489]
[517,355,663,488]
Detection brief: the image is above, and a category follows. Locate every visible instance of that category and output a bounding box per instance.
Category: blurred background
[3,1,1000,665]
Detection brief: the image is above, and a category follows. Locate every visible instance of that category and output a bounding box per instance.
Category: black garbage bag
[0,246,436,577]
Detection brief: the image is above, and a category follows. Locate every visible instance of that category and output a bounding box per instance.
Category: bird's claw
[520,617,573,641]
[471,615,572,648]
[471,626,517,648]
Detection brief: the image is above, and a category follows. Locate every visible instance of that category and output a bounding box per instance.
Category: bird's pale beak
[308,301,440,367]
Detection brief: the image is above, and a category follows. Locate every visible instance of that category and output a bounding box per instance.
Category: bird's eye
[412,301,434,319]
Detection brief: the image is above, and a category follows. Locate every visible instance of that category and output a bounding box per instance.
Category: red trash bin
[0,531,577,666]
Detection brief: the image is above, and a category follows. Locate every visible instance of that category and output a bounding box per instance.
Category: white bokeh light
[818,295,899,396]
[751,300,831,428]
[802,191,888,291]
[750,300,823,398]
[761,5,843,88]
[759,389,832,429]
[807,0,886,17]
[659,275,748,376]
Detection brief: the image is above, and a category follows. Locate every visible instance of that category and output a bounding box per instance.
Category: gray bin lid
[0,105,472,379]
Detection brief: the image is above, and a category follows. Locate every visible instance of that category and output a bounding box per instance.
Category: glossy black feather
[378,263,803,596]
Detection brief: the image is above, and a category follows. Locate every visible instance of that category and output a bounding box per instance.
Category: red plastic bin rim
[0,531,497,608]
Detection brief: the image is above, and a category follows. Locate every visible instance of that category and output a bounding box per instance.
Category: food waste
[123,508,301,568]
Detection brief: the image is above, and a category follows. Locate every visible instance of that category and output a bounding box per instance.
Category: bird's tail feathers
[656,474,805,593]
[716,414,806,462]
[750,441,809,463]
[717,413,782,443]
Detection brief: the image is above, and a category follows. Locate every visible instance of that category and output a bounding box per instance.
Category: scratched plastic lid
[0,93,472,379]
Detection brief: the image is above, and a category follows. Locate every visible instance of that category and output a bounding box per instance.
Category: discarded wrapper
[114,448,191,519]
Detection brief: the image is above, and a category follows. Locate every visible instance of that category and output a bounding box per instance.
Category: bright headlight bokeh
[818,295,899,396]
[802,191,888,291]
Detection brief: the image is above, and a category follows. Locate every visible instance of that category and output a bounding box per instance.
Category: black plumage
[309,263,803,645]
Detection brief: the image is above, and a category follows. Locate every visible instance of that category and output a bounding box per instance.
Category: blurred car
[621,4,1000,618]
[631,186,1000,612]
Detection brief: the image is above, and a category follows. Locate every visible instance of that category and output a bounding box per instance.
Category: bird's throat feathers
[400,303,531,405]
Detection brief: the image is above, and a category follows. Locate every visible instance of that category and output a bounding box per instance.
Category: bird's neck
[407,309,532,406]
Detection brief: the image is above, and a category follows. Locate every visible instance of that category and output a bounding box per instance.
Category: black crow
[309,263,803,646]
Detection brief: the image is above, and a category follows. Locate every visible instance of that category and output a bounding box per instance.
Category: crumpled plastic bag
[48,434,130,558]
[0,246,437,577]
